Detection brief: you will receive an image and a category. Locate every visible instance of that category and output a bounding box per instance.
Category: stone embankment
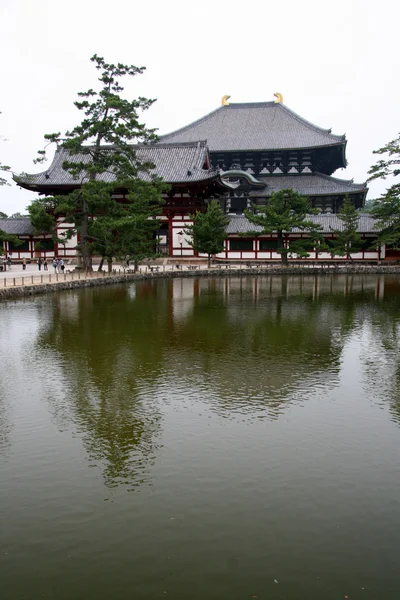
[1,265,400,300]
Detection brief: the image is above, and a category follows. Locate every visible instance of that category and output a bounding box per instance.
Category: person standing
[60,259,65,273]
[53,258,57,273]
[43,257,48,271]
[37,257,42,271]
[22,257,26,270]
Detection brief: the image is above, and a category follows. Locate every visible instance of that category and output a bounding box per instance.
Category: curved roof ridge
[152,140,208,149]
[278,104,345,141]
[315,172,367,188]
[159,106,224,140]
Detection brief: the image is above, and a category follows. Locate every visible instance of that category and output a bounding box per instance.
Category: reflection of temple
[35,274,400,485]
[16,95,384,261]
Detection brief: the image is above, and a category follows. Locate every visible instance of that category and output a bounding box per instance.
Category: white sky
[0,0,399,215]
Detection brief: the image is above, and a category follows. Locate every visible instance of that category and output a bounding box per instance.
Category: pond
[1,275,400,600]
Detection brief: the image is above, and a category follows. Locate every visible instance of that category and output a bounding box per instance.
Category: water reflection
[32,275,400,487]
[35,288,166,489]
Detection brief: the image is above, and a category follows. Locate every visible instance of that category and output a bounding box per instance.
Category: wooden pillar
[168,213,173,257]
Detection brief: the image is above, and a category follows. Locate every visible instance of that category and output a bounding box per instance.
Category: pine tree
[244,188,322,266]
[185,199,229,267]
[328,196,363,258]
[89,180,164,272]
[368,133,400,248]
[25,55,165,271]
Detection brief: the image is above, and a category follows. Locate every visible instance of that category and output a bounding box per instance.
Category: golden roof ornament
[274,92,283,104]
[221,95,231,106]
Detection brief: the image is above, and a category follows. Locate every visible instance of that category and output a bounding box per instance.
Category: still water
[1,275,400,600]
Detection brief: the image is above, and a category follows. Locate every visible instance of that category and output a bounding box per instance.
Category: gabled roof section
[249,173,367,198]
[160,102,346,152]
[16,141,222,191]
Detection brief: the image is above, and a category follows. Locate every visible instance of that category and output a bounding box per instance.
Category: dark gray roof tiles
[248,173,367,197]
[16,141,221,189]
[160,103,345,151]
[226,214,378,235]
[0,218,34,235]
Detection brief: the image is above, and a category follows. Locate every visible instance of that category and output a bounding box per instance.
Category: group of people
[52,258,65,273]
[36,257,48,271]
[1,256,12,271]
[36,257,65,272]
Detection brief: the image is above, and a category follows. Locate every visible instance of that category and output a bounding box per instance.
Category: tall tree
[27,55,164,271]
[185,199,229,267]
[368,133,400,247]
[244,188,322,266]
[328,196,363,258]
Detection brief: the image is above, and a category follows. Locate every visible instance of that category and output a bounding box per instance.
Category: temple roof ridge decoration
[160,102,345,152]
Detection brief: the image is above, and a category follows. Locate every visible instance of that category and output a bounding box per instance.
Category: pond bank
[1,265,400,300]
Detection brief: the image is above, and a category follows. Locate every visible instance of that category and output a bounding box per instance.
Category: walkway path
[0,262,226,290]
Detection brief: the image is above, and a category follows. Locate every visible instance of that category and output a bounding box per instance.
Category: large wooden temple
[13,95,382,262]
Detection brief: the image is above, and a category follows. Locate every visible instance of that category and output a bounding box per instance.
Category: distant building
[0,218,54,260]
[16,97,384,261]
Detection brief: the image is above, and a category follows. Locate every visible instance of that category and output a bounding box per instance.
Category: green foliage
[328,196,363,257]
[370,193,400,249]
[368,133,400,248]
[368,133,400,183]
[0,229,22,255]
[244,188,322,265]
[0,211,7,218]
[185,199,229,266]
[363,198,379,213]
[0,164,9,187]
[89,179,164,269]
[29,197,58,235]
[30,55,164,270]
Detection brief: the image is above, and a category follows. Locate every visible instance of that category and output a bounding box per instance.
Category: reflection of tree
[36,285,168,489]
[34,274,400,480]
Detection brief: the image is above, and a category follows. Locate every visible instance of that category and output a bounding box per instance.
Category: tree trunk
[208,254,211,268]
[278,232,288,266]
[79,204,92,272]
[98,257,104,272]
[134,259,139,273]
[107,258,112,273]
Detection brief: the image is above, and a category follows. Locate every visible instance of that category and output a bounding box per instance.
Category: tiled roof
[0,218,34,235]
[248,173,367,197]
[16,141,222,189]
[160,103,345,151]
[226,213,378,235]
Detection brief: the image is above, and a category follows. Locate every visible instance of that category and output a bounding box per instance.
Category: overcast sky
[0,0,399,215]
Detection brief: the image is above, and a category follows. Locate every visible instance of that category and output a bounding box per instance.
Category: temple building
[15,95,382,262]
[15,141,233,260]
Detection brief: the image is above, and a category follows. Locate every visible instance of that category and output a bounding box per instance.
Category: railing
[1,269,122,288]
[2,260,385,288]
